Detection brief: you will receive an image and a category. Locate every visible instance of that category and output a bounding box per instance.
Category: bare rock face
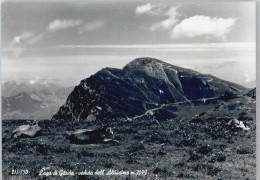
[246,88,256,99]
[52,57,248,121]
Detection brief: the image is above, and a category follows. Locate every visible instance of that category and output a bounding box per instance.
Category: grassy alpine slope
[2,93,256,180]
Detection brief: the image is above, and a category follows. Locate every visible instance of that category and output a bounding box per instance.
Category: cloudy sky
[1,1,256,87]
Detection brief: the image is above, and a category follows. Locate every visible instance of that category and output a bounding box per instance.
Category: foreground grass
[2,101,256,180]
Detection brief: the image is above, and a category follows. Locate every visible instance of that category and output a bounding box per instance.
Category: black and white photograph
[1,1,257,179]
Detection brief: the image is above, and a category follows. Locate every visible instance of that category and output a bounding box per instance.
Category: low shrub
[125,157,137,164]
[216,154,226,162]
[104,160,113,168]
[51,145,70,153]
[196,145,213,155]
[176,138,197,147]
[238,112,253,121]
[173,162,185,168]
[207,165,221,176]
[133,135,141,139]
[9,142,24,153]
[189,153,201,161]
[153,167,166,174]
[210,153,226,163]
[80,151,94,157]
[193,163,221,176]
[237,147,253,154]
[130,144,145,152]
[36,144,49,155]
[157,149,166,156]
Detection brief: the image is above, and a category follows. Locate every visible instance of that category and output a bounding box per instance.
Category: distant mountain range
[2,80,73,120]
[52,57,251,121]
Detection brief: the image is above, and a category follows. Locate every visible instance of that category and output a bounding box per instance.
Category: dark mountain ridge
[52,57,248,121]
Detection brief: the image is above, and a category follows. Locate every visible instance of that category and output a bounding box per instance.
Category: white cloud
[137,5,236,41]
[47,19,83,32]
[136,3,153,15]
[150,7,179,31]
[4,32,35,57]
[135,3,165,15]
[135,4,180,31]
[79,20,105,34]
[171,15,236,40]
[13,32,35,44]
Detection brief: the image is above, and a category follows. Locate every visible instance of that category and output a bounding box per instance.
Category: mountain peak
[123,57,166,70]
[53,57,248,121]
